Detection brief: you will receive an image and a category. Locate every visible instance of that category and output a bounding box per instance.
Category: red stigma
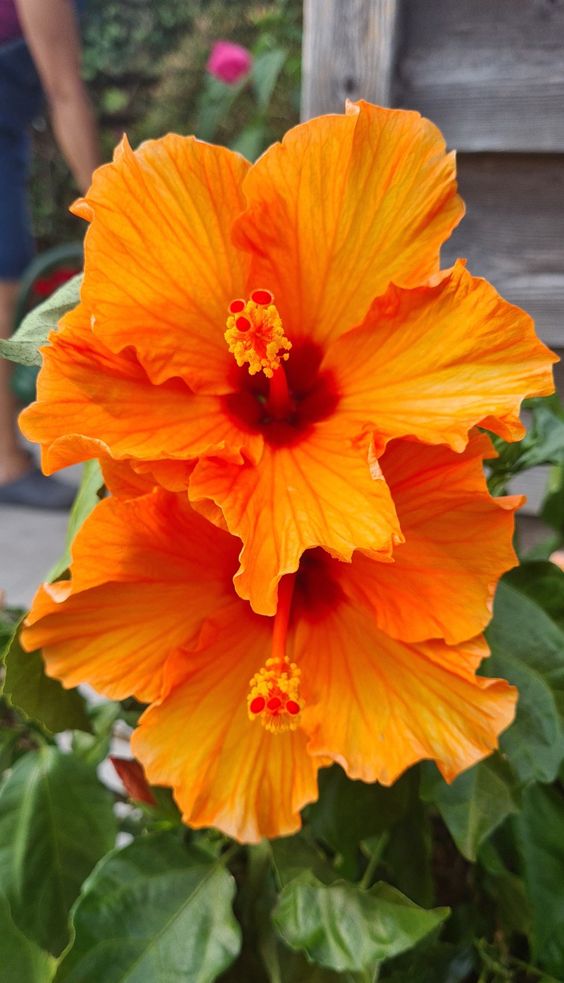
[235,315,252,332]
[251,288,274,306]
[249,696,266,714]
[267,696,282,711]
[229,298,245,314]
[286,700,300,715]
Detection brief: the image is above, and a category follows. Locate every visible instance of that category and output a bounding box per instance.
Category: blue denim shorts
[0,37,43,279]
[0,123,36,279]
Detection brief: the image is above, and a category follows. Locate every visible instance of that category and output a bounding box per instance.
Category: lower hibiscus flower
[22,434,518,842]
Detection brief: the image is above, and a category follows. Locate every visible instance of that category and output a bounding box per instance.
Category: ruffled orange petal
[132,605,319,843]
[189,422,402,616]
[100,457,155,498]
[22,491,239,702]
[73,135,250,392]
[339,433,521,644]
[325,261,556,450]
[234,100,463,347]
[19,305,262,479]
[101,451,193,497]
[65,489,238,593]
[295,603,516,784]
[22,582,195,702]
[128,459,195,493]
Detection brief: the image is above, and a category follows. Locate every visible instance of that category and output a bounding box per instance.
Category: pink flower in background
[207,40,252,84]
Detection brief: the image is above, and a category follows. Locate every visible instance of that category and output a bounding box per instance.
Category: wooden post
[301,0,400,120]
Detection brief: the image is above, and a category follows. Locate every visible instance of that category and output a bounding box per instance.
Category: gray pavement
[1,504,70,608]
[1,456,80,609]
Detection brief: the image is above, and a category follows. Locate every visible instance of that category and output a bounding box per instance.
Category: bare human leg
[0,279,30,484]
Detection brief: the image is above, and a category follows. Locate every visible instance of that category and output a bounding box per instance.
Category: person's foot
[0,466,76,509]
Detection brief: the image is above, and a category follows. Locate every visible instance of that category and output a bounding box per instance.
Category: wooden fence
[302,0,564,519]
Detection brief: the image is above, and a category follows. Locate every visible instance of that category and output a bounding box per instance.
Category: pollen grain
[225,289,291,378]
[247,655,302,733]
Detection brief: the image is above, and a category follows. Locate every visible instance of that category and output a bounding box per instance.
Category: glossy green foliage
[0,747,116,955]
[56,833,242,983]
[0,274,82,366]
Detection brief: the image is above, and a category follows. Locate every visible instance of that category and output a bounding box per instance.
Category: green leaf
[0,273,82,366]
[485,580,564,784]
[382,941,476,983]
[1,619,91,734]
[504,561,564,632]
[271,834,336,888]
[71,701,121,766]
[231,121,268,162]
[540,462,564,537]
[515,783,564,978]
[0,746,116,954]
[381,795,433,906]
[478,840,531,938]
[48,460,104,581]
[0,729,19,774]
[0,605,24,646]
[195,76,245,142]
[420,755,520,861]
[56,831,241,982]
[307,766,411,875]
[273,950,362,983]
[273,874,449,974]
[487,395,564,495]
[0,893,56,983]
[517,396,564,468]
[251,47,287,110]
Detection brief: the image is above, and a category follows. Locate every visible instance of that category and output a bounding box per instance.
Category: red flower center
[224,292,340,448]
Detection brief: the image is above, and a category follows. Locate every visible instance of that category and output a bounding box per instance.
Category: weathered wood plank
[489,276,564,352]
[395,0,564,151]
[301,0,399,119]
[443,154,564,349]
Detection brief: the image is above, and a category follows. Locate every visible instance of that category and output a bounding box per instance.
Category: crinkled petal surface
[22,491,238,701]
[19,306,262,477]
[22,582,191,703]
[294,602,517,784]
[339,433,521,644]
[73,134,250,392]
[234,101,464,346]
[189,422,401,615]
[99,456,156,498]
[324,262,557,451]
[132,606,319,843]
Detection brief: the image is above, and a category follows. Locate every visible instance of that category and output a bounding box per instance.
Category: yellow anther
[225,289,291,378]
[247,656,302,734]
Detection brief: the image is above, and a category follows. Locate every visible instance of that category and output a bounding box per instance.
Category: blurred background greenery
[29,0,302,248]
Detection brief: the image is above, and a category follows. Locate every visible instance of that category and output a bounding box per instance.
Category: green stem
[219,842,243,867]
[507,955,561,981]
[360,851,380,891]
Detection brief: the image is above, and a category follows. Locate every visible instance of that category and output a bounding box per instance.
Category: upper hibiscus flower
[19,101,556,614]
[22,434,519,842]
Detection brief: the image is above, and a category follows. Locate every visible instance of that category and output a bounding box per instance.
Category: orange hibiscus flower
[22,433,518,842]
[19,102,556,616]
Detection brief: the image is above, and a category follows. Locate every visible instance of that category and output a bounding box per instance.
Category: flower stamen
[247,655,302,733]
[247,576,302,733]
[225,289,291,378]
